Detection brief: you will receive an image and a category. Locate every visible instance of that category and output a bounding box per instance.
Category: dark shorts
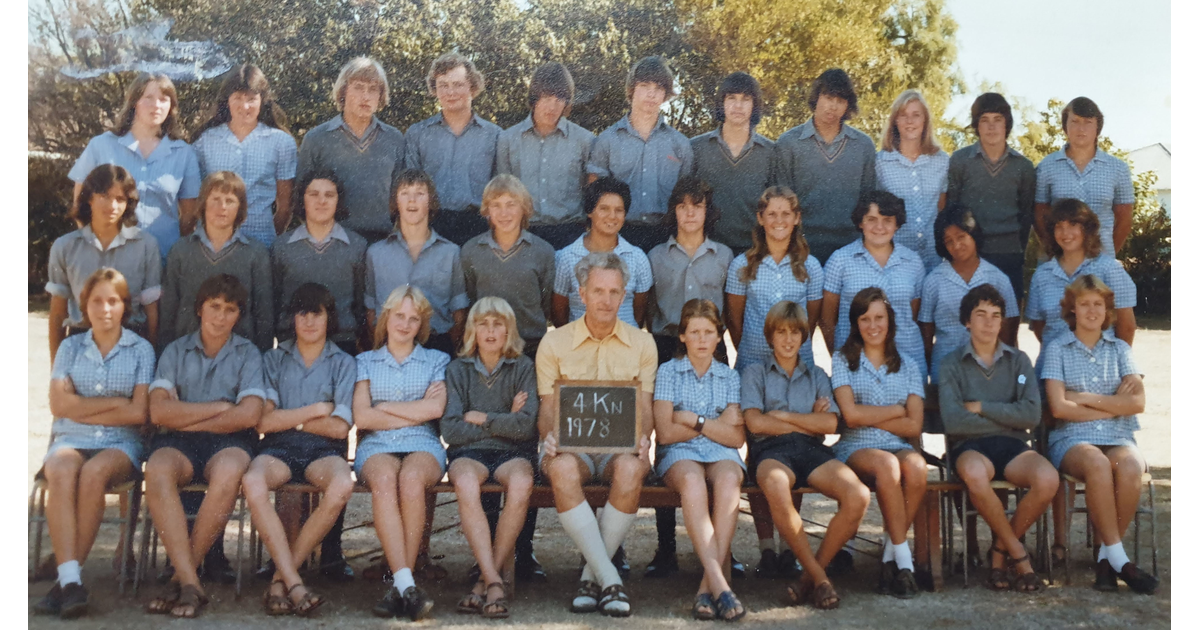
[528,222,587,251]
[257,431,348,482]
[653,333,728,366]
[449,448,538,483]
[150,429,257,484]
[749,433,836,489]
[984,252,1027,304]
[949,435,1033,482]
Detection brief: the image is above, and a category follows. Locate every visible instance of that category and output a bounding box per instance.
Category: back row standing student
[69,73,201,260]
[875,89,948,271]
[588,56,693,252]
[406,52,501,246]
[297,57,406,244]
[192,63,297,248]
[772,68,876,264]
[497,62,595,250]
[690,72,775,254]
[946,93,1036,303]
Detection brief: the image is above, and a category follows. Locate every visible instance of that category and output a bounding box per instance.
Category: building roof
[1128,143,1171,190]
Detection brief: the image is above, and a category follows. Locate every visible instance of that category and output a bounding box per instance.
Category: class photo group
[33,48,1155,622]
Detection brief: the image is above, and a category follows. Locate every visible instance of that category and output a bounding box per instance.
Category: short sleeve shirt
[740,358,839,444]
[49,328,155,451]
[45,225,162,329]
[150,332,266,405]
[831,350,924,457]
[193,123,298,247]
[1035,147,1135,257]
[1043,332,1141,447]
[534,318,658,397]
[823,240,927,380]
[654,357,740,417]
[553,235,653,326]
[353,344,450,459]
[726,252,824,371]
[496,115,594,225]
[68,132,202,259]
[587,115,693,223]
[263,339,357,425]
[875,149,950,270]
[917,259,1019,381]
[647,237,733,335]
[1025,255,1136,374]
[364,230,469,335]
[404,113,501,212]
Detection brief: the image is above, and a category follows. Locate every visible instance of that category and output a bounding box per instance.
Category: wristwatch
[296,423,305,433]
[694,415,706,433]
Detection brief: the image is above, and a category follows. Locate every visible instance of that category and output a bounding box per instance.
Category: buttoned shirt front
[534,318,657,397]
[1025,255,1136,373]
[193,123,298,247]
[587,115,693,223]
[917,259,1019,381]
[740,357,839,444]
[1043,332,1141,447]
[831,350,924,456]
[690,128,774,252]
[364,230,469,335]
[45,225,162,329]
[824,240,927,380]
[50,328,155,452]
[150,331,266,405]
[1035,146,1135,257]
[354,344,450,462]
[68,132,202,259]
[875,149,949,270]
[647,237,734,336]
[553,235,653,327]
[263,340,356,425]
[496,115,594,225]
[405,112,501,212]
[654,357,740,417]
[725,252,824,371]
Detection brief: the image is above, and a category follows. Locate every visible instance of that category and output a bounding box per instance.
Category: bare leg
[665,461,729,597]
[397,453,443,570]
[491,458,534,577]
[192,448,252,566]
[43,450,84,568]
[363,455,409,573]
[748,493,775,546]
[144,448,203,588]
[705,461,745,593]
[451,458,501,587]
[756,460,827,584]
[1060,444,1122,546]
[1106,446,1147,538]
[603,453,650,515]
[543,453,592,513]
[73,449,134,564]
[292,457,355,568]
[243,456,297,585]
[846,449,910,545]
[896,449,929,531]
[806,460,870,568]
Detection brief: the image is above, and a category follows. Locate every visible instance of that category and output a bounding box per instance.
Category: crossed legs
[663,460,743,598]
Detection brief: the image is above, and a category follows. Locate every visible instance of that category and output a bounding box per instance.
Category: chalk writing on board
[555,380,640,454]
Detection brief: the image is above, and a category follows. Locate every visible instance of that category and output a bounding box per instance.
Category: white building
[1128,143,1171,215]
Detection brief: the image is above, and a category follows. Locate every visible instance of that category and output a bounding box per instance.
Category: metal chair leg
[33,486,46,577]
[136,502,153,596]
[118,485,141,597]
[235,494,246,599]
[1149,479,1158,576]
[1063,480,1074,586]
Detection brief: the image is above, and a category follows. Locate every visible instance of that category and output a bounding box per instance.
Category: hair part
[198,171,250,233]
[714,71,763,125]
[1061,274,1116,332]
[193,273,248,320]
[970,92,1014,138]
[113,73,184,140]
[333,56,390,110]
[427,52,486,97]
[294,168,348,222]
[73,164,140,228]
[288,282,339,337]
[1045,198,1103,259]
[881,89,939,154]
[839,287,901,373]
[741,186,811,284]
[390,169,441,226]
[374,284,435,348]
[625,56,676,101]
[481,174,534,231]
[459,296,524,358]
[763,300,809,349]
[1061,96,1105,137]
[958,283,1007,326]
[807,68,858,121]
[79,267,132,328]
[933,204,985,261]
[193,63,291,141]
[528,62,575,118]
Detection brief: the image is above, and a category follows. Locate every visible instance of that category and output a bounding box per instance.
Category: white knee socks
[57,560,81,586]
[579,502,636,584]
[558,502,621,587]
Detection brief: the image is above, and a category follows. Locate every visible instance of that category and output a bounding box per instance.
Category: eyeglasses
[436,81,470,93]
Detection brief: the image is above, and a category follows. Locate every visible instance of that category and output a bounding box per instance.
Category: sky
[944,0,1171,152]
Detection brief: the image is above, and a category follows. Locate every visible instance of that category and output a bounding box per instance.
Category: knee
[842,481,871,516]
[712,467,744,492]
[241,471,268,497]
[143,456,177,487]
[506,473,534,500]
[612,455,648,485]
[1031,466,1061,499]
[326,475,355,505]
[873,459,902,487]
[901,457,928,487]
[1112,456,1144,485]
[210,460,250,488]
[452,472,480,494]
[758,469,791,496]
[956,458,988,488]
[546,457,580,487]
[43,455,81,485]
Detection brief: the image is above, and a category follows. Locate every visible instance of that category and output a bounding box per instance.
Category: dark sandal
[146,581,181,614]
[692,593,716,620]
[785,577,813,607]
[715,590,746,621]
[812,581,841,610]
[598,583,632,617]
[1008,555,1042,593]
[263,580,292,616]
[987,546,1010,591]
[481,582,510,619]
[457,580,486,614]
[171,584,208,618]
[288,583,325,617]
[414,552,448,582]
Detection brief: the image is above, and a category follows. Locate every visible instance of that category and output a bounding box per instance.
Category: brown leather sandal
[457,580,486,614]
[288,583,325,617]
[812,581,841,610]
[481,582,510,619]
[1008,554,1042,593]
[263,580,292,616]
[146,580,181,614]
[987,545,1010,591]
[170,584,208,618]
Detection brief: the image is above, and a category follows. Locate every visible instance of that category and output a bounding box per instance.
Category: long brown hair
[193,63,292,140]
[113,73,185,140]
[740,186,811,283]
[839,287,901,374]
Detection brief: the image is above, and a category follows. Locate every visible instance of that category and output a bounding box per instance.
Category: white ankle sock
[759,537,776,553]
[892,540,914,572]
[1096,544,1108,562]
[393,567,415,592]
[1103,542,1131,570]
[57,560,81,586]
[558,502,621,587]
[882,538,895,563]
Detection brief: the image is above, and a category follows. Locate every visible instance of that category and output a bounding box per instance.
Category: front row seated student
[536,251,657,617]
[652,299,746,621]
[741,301,869,611]
[1042,275,1157,594]
[242,283,357,616]
[938,284,1056,593]
[35,268,156,619]
[442,297,539,619]
[143,273,266,619]
[353,285,450,620]
[831,287,926,599]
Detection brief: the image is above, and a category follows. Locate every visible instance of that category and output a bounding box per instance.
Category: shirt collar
[368,343,434,368]
[708,126,769,149]
[217,122,269,143]
[796,118,846,144]
[331,114,381,135]
[1056,145,1113,165]
[671,356,724,379]
[767,355,810,380]
[195,223,251,252]
[466,354,517,376]
[184,330,242,359]
[850,238,915,267]
[433,111,485,130]
[79,224,142,251]
[666,235,718,257]
[1050,255,1100,281]
[615,113,669,136]
[386,228,450,252]
[958,340,1016,365]
[480,229,532,250]
[81,327,139,362]
[878,149,934,164]
[516,114,570,138]
[969,141,1022,160]
[570,317,633,350]
[289,223,350,245]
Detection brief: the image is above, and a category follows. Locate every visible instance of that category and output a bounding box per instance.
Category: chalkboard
[555,380,641,454]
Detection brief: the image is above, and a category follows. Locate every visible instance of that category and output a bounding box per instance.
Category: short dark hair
[959,283,1007,326]
[807,68,858,121]
[662,176,719,237]
[528,62,575,117]
[934,204,985,261]
[390,169,441,225]
[714,71,763,125]
[970,92,1014,138]
[625,56,675,101]
[583,177,631,216]
[851,190,906,233]
[74,164,140,227]
[1061,96,1104,136]
[294,168,348,222]
[288,282,339,337]
[193,273,248,319]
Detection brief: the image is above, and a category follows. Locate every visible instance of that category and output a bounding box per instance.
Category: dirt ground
[27,313,1171,628]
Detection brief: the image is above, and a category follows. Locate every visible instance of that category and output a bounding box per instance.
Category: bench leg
[912,489,943,591]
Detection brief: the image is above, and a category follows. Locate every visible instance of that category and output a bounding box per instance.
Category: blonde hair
[373,285,434,349]
[333,57,390,111]
[480,174,534,230]
[763,300,810,347]
[459,296,524,358]
[198,171,249,232]
[1061,275,1116,332]
[881,89,940,155]
[79,267,131,329]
